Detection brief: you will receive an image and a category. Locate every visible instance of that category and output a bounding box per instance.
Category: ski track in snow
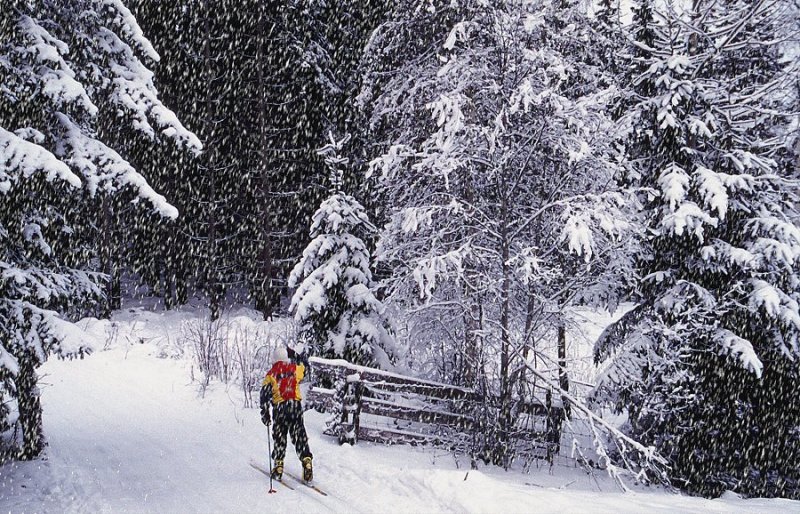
[2,315,800,513]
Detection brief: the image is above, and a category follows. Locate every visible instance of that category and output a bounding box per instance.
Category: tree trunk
[462,300,482,388]
[255,215,274,320]
[164,265,175,310]
[255,10,276,321]
[461,163,482,389]
[499,190,512,469]
[203,0,222,321]
[558,322,571,419]
[15,355,44,460]
[176,263,189,305]
[110,268,121,311]
[207,183,221,321]
[100,195,118,318]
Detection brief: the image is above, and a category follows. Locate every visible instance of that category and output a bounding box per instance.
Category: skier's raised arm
[287,345,310,369]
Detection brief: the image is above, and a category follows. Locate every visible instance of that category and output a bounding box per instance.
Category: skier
[260,345,313,482]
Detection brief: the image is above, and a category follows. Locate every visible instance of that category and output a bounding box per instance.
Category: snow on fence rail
[305,357,565,462]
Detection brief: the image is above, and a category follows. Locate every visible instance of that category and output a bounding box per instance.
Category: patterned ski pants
[271,400,312,462]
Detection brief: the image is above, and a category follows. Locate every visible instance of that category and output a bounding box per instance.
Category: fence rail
[305,357,565,462]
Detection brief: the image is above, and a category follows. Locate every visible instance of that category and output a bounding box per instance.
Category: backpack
[268,361,299,402]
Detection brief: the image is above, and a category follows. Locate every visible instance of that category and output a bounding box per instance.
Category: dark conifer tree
[0,0,197,458]
[595,0,800,498]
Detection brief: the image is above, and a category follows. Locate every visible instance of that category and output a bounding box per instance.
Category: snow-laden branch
[0,127,81,193]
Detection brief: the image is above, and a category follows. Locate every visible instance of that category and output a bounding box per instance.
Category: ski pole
[266,423,277,494]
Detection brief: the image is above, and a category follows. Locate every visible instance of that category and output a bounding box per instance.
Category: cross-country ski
[249,460,295,491]
[282,471,328,497]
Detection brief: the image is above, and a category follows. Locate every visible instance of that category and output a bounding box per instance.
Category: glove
[288,347,310,367]
[297,353,309,367]
[261,410,271,426]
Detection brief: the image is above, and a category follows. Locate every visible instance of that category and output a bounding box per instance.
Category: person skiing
[260,345,313,482]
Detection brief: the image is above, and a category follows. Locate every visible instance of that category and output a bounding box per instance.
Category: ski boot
[271,459,284,480]
[301,456,313,482]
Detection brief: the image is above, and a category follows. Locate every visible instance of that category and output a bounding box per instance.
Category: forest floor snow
[2,307,799,513]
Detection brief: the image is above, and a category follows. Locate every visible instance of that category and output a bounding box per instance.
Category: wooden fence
[305,357,565,462]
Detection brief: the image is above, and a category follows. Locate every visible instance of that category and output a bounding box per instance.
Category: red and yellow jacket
[262,361,305,404]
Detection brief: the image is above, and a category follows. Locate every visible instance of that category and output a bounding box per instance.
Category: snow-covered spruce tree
[288,134,396,368]
[361,0,647,468]
[0,0,199,459]
[594,0,800,498]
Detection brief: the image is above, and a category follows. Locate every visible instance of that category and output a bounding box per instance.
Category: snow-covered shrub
[182,317,230,391]
[178,312,299,404]
[325,374,350,443]
[231,320,288,408]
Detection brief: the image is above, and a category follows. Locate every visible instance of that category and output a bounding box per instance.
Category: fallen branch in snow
[518,354,672,491]
[570,435,605,492]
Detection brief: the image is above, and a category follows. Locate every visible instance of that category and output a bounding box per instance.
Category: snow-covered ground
[2,307,799,513]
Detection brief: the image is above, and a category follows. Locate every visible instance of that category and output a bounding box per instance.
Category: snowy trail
[41,356,245,513]
[3,338,800,513]
[2,346,353,513]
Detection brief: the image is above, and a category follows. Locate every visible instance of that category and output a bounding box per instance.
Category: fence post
[338,372,362,445]
[339,379,351,444]
[330,369,349,445]
[352,380,363,444]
